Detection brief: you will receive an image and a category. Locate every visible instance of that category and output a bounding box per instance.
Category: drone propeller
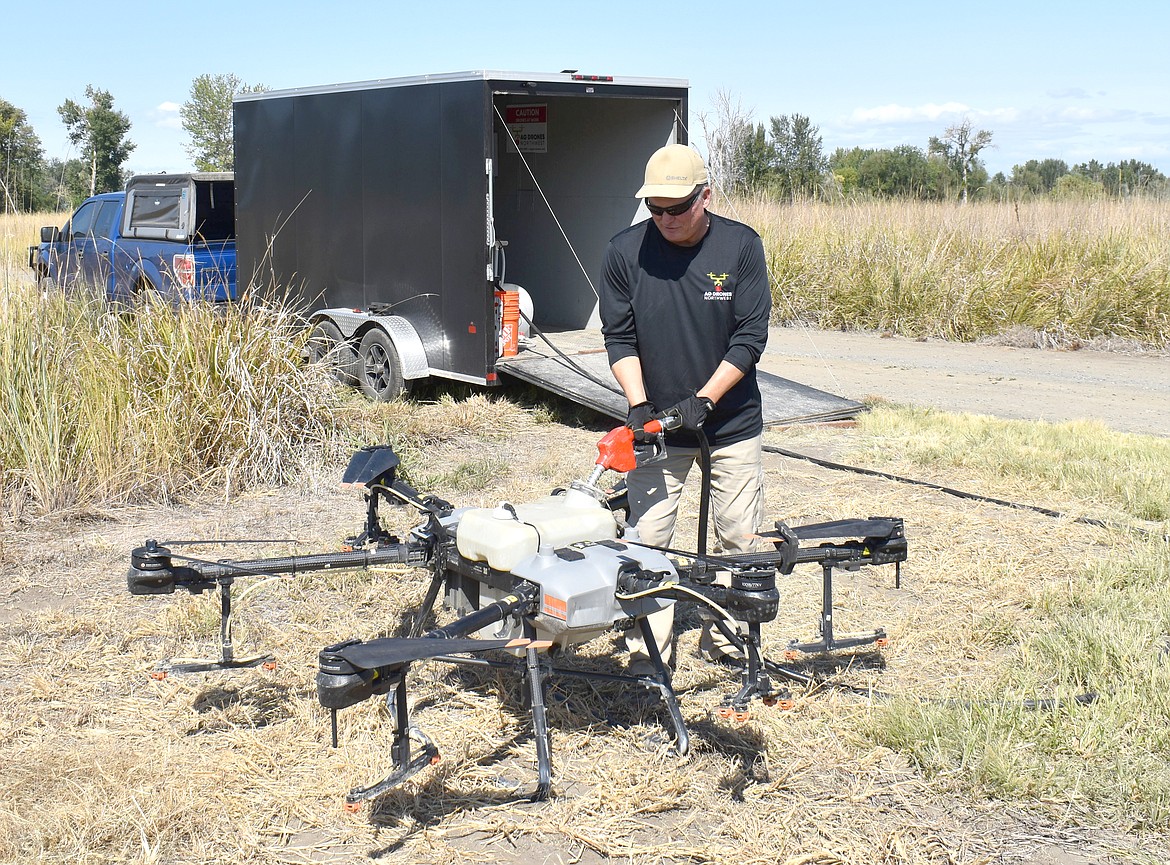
[336,636,543,670]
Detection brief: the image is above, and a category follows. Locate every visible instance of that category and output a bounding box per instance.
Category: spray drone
[127,416,906,803]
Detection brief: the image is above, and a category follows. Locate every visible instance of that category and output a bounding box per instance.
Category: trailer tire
[357,327,407,401]
[308,320,358,384]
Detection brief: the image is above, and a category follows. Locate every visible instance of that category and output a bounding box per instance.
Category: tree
[928,118,993,203]
[0,98,44,212]
[1011,159,1069,194]
[699,90,759,196]
[58,86,134,196]
[181,73,267,171]
[768,113,827,200]
[738,123,777,195]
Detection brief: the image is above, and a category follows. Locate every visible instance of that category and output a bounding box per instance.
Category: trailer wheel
[308,320,358,384]
[357,328,406,401]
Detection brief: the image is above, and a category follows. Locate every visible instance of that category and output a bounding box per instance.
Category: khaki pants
[624,434,765,667]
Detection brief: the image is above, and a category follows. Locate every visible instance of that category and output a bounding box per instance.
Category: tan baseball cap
[635,144,709,198]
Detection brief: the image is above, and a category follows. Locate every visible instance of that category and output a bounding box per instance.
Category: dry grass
[3,206,1169,863]
[719,197,1170,348]
[2,406,1168,864]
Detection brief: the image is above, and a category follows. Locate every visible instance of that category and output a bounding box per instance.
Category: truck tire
[308,320,358,384]
[357,327,406,401]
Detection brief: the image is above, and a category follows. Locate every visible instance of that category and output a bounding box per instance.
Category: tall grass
[727,197,1170,347]
[0,274,336,519]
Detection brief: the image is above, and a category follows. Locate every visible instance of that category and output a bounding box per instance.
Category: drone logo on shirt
[704,272,732,301]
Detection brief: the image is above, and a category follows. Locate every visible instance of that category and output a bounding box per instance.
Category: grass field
[726,197,1170,348]
[1,205,1169,863]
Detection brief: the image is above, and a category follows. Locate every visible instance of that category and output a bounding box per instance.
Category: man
[599,143,771,673]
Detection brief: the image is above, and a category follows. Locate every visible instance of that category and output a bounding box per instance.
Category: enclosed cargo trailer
[234,71,687,394]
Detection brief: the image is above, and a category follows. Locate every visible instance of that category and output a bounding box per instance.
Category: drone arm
[616,564,780,626]
[127,540,432,595]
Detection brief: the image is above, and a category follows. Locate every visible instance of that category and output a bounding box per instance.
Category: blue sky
[6,0,1167,180]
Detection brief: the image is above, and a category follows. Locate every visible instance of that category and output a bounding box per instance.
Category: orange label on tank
[542,594,568,621]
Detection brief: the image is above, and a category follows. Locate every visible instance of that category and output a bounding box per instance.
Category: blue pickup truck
[30,173,237,303]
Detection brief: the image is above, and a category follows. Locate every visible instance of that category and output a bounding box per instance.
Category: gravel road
[759,326,1169,437]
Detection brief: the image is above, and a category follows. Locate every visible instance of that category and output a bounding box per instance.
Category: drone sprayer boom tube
[127,540,427,595]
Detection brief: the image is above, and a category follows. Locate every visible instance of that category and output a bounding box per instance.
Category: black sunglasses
[645,186,704,217]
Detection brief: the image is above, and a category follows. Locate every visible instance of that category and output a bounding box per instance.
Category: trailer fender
[316,308,430,381]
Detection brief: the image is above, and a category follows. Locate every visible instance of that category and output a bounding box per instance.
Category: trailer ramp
[495,334,863,426]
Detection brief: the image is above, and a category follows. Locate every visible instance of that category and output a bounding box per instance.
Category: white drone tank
[455,487,616,572]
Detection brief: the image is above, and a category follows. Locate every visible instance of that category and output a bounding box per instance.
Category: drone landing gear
[344,677,441,809]
[712,621,794,720]
[786,559,889,656]
[152,578,274,677]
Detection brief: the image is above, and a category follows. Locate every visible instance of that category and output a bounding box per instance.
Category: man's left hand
[671,395,715,431]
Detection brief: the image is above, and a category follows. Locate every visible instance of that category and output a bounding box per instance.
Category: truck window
[93,200,120,240]
[70,200,99,239]
[130,188,183,230]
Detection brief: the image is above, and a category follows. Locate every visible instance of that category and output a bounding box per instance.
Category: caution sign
[505,104,547,153]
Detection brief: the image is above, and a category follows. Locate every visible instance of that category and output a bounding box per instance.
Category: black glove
[671,395,715,432]
[626,401,657,442]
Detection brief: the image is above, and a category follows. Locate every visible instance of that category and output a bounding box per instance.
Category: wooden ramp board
[496,343,863,426]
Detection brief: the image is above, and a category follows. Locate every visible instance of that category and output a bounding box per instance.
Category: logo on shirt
[704,272,732,301]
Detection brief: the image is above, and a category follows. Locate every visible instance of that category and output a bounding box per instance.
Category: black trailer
[234,70,861,424]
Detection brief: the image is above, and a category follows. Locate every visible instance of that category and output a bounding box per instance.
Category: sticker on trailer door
[505,104,547,153]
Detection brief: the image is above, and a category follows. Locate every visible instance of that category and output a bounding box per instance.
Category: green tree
[58,86,134,197]
[738,123,777,195]
[181,73,267,171]
[0,98,45,212]
[768,113,827,199]
[1071,159,1166,196]
[828,147,874,196]
[1011,159,1068,194]
[1053,172,1104,200]
[928,118,993,203]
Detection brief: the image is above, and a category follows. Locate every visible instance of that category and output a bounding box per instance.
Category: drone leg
[219,577,235,664]
[637,617,690,757]
[345,675,440,806]
[819,561,835,650]
[410,562,445,637]
[786,561,888,654]
[525,646,552,800]
[390,677,411,767]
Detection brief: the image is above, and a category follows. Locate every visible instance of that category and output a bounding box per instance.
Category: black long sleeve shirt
[599,213,771,447]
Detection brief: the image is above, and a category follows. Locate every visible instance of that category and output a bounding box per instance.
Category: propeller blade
[338,636,530,669]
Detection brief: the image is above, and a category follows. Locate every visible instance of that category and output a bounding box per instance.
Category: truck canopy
[122,173,235,243]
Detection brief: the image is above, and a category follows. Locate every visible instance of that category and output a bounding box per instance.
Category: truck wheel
[358,328,406,401]
[308,320,358,384]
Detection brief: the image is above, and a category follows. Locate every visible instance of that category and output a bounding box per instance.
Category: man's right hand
[626,401,657,442]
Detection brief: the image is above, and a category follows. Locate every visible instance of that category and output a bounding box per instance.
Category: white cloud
[153,101,182,129]
[848,102,972,124]
[1047,87,1089,99]
[845,102,1021,128]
